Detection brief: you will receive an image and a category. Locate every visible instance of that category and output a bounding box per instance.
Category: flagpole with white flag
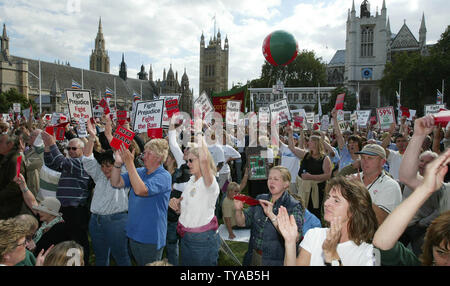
[356,82,360,111]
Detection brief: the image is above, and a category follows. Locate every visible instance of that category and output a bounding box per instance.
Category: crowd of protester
[0,107,449,267]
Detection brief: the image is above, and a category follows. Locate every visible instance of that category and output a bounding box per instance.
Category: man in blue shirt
[111,139,172,266]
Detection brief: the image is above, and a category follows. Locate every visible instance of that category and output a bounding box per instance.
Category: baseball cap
[355,144,386,159]
[292,133,299,140]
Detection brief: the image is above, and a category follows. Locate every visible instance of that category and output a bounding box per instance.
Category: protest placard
[293,115,304,128]
[132,100,164,133]
[66,89,93,123]
[424,104,447,116]
[194,92,214,120]
[320,115,329,131]
[116,110,127,125]
[376,106,395,131]
[13,103,20,113]
[258,106,270,123]
[165,99,180,119]
[98,98,110,115]
[160,94,181,127]
[356,110,371,127]
[110,126,135,150]
[16,155,22,178]
[269,99,291,124]
[335,93,345,110]
[226,100,241,126]
[93,105,103,118]
[246,147,269,180]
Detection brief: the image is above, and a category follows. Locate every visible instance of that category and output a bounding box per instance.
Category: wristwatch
[324,259,342,266]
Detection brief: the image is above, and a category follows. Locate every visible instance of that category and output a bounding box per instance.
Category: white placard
[77,118,88,138]
[305,112,315,124]
[226,100,241,126]
[258,106,270,123]
[93,105,103,118]
[269,99,291,124]
[132,100,164,133]
[13,103,21,113]
[194,92,214,119]
[376,106,396,131]
[314,114,320,124]
[424,104,446,116]
[160,94,181,127]
[51,112,60,125]
[356,110,371,126]
[320,115,329,131]
[66,89,93,123]
[337,109,344,122]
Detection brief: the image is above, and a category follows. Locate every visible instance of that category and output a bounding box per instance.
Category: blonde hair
[14,214,39,236]
[309,135,326,158]
[145,138,169,163]
[227,182,240,192]
[0,218,28,260]
[188,146,217,174]
[269,166,291,186]
[43,241,84,266]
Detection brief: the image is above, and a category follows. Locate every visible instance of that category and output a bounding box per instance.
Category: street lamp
[27,60,42,114]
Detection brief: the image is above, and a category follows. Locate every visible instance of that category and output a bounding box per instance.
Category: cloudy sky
[0,0,448,96]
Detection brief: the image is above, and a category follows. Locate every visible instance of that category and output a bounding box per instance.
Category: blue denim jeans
[180,229,220,266]
[165,221,179,266]
[89,212,131,266]
[129,238,164,266]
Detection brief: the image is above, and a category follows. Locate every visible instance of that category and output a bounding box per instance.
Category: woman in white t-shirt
[168,129,220,266]
[278,176,378,266]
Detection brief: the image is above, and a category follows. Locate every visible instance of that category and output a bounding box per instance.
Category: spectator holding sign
[82,120,131,266]
[331,108,363,173]
[41,131,91,265]
[110,138,172,266]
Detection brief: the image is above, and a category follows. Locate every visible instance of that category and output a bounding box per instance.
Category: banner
[376,106,395,131]
[269,99,291,124]
[211,87,245,119]
[226,100,241,126]
[132,100,164,133]
[66,89,93,123]
[194,92,214,120]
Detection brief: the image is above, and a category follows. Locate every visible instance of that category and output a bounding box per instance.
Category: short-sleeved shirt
[387,150,403,181]
[338,146,354,171]
[179,176,220,228]
[222,196,237,227]
[122,165,172,248]
[360,172,402,213]
[300,228,375,266]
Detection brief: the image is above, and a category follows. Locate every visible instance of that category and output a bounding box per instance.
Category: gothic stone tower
[199,30,229,97]
[345,0,388,109]
[90,17,110,73]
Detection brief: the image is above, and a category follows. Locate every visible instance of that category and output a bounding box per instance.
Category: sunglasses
[187,158,197,163]
[66,147,80,151]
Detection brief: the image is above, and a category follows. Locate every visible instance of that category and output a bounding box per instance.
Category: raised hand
[41,131,55,147]
[277,206,298,244]
[35,244,55,266]
[322,216,342,261]
[414,115,435,137]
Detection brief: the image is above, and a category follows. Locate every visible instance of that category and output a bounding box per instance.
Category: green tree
[0,88,37,114]
[249,49,327,88]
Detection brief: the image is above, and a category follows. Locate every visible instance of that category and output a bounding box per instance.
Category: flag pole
[114,77,117,109]
[81,68,84,89]
[38,59,42,114]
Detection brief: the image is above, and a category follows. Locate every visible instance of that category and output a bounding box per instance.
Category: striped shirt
[44,144,90,207]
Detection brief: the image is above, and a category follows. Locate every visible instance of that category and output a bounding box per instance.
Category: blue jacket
[245,191,304,266]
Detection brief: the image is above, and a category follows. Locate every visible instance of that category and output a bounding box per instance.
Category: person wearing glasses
[41,132,91,265]
[168,121,221,266]
[0,218,29,266]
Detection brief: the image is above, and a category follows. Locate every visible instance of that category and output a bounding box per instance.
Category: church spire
[419,13,427,48]
[119,53,127,80]
[1,23,9,57]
